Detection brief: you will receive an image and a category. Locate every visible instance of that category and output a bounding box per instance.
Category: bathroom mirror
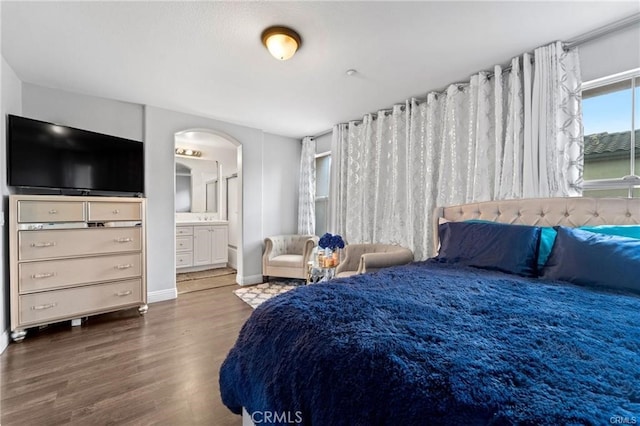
[206,179,218,212]
[175,158,220,214]
[175,163,192,212]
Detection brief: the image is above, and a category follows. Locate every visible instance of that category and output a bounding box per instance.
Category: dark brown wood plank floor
[1,284,253,425]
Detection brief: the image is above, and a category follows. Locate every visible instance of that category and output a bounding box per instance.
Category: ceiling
[2,1,639,139]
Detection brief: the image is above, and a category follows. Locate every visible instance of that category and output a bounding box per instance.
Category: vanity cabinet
[9,195,147,342]
[176,226,194,268]
[193,225,228,266]
[176,223,228,270]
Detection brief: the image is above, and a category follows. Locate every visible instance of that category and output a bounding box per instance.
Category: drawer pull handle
[114,237,133,243]
[115,264,133,270]
[48,209,58,215]
[31,272,56,279]
[115,290,132,297]
[30,242,56,248]
[113,209,120,214]
[31,303,57,311]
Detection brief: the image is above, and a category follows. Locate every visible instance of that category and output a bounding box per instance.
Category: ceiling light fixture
[175,147,202,158]
[261,26,302,61]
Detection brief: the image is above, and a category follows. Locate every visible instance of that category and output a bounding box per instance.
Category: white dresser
[9,195,147,342]
[176,222,228,271]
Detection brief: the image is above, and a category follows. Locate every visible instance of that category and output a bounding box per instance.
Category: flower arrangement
[318,233,345,251]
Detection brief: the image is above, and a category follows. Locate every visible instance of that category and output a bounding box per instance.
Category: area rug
[233,281,304,309]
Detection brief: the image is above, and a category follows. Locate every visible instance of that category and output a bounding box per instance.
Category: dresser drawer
[176,252,193,268]
[19,228,141,261]
[19,253,142,293]
[176,236,193,252]
[19,279,142,326]
[18,201,85,223]
[88,202,142,221]
[176,226,193,236]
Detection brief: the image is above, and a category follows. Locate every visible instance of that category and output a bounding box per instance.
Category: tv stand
[8,194,148,342]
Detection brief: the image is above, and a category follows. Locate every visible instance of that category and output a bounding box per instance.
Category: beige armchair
[262,235,318,281]
[335,243,414,278]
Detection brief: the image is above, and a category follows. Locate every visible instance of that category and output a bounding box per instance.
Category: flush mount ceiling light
[261,26,302,61]
[175,147,202,157]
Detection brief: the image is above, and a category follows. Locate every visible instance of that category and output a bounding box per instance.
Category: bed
[220,198,640,425]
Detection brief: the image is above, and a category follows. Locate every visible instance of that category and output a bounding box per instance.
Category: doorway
[173,129,243,295]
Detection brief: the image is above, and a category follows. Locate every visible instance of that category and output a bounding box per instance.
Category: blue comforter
[220,261,640,425]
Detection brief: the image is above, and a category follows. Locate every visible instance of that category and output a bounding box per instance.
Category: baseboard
[147,288,178,303]
[238,274,263,286]
[0,329,9,354]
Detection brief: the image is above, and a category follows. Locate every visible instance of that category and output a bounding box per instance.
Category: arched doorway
[173,129,243,291]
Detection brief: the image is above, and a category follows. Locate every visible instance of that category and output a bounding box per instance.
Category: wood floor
[1,284,253,425]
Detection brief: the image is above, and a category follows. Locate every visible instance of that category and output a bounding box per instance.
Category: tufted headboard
[433,197,640,253]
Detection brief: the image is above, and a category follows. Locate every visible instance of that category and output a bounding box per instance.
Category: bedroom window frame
[582,68,640,198]
[315,151,331,236]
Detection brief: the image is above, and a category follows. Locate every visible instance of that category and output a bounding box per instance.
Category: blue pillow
[579,224,640,239]
[437,221,540,277]
[538,227,557,269]
[465,219,555,270]
[530,225,640,269]
[542,226,640,294]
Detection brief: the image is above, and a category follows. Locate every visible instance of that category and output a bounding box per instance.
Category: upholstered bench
[335,243,414,278]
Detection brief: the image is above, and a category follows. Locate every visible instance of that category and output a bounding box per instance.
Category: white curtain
[330,42,583,259]
[297,136,316,235]
[524,41,583,197]
[329,124,348,237]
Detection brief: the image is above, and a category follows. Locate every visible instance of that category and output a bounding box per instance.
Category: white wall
[262,133,301,238]
[580,24,640,82]
[21,83,144,141]
[14,85,300,306]
[145,106,272,289]
[1,56,23,353]
[216,146,239,177]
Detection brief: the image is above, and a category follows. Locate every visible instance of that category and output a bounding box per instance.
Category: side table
[307,262,336,284]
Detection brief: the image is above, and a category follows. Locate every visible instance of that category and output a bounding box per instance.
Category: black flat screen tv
[7,115,144,195]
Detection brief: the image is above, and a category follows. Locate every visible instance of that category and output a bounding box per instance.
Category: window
[314,152,331,236]
[582,69,640,198]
